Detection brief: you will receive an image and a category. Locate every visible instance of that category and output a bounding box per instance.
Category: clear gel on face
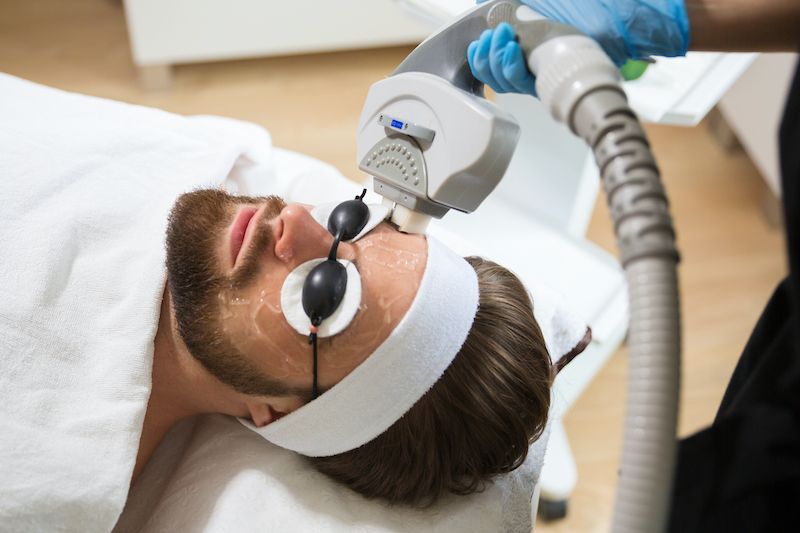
[319,226,424,368]
[218,287,312,378]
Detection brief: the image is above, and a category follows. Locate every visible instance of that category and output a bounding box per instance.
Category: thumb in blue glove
[467,22,539,96]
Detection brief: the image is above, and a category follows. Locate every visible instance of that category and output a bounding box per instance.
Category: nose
[274,204,334,268]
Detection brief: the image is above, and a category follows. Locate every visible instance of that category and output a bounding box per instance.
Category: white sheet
[0,72,274,532]
[115,415,550,533]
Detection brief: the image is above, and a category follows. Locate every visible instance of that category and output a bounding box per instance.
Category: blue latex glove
[467,22,539,95]
[468,0,690,96]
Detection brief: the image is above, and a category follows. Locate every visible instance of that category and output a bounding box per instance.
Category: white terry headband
[240,235,479,457]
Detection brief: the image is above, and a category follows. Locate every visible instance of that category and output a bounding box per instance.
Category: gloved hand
[467,0,690,97]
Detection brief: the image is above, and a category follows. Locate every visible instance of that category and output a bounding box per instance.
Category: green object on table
[620,59,651,81]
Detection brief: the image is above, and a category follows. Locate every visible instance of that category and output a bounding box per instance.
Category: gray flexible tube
[571,88,682,533]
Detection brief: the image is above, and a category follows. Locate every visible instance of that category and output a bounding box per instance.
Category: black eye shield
[303,189,371,400]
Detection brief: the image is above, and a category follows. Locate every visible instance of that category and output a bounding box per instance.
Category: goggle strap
[327,229,344,261]
[308,331,319,400]
[307,189,369,401]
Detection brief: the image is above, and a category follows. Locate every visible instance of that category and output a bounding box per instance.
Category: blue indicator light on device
[391,120,403,129]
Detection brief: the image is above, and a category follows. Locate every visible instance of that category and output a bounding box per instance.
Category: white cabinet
[123,0,433,87]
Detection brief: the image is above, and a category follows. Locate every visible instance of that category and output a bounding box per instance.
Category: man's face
[165,189,427,410]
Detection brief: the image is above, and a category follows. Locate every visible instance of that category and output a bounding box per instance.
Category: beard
[164,188,290,396]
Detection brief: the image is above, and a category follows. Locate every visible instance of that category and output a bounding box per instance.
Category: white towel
[0,73,274,533]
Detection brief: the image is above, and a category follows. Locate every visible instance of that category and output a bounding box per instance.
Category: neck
[132,287,247,485]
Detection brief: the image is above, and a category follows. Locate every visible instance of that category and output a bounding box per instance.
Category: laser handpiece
[356,0,621,233]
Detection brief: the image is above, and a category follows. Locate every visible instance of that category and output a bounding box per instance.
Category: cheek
[218,282,313,378]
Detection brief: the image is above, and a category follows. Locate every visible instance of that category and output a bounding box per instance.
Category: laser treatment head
[355,0,533,234]
[356,0,620,234]
[358,2,572,234]
[356,72,520,233]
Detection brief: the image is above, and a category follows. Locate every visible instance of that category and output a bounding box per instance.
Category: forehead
[305,224,427,388]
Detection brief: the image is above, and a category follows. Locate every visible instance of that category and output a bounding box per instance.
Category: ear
[552,327,592,376]
[248,403,290,428]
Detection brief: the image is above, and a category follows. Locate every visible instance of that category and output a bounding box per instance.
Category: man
[0,72,561,530]
[152,184,555,506]
[139,191,429,480]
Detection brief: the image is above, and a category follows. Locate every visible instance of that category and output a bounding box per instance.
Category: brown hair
[309,256,552,507]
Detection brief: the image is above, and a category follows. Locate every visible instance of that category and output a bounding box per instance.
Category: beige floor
[0,1,790,531]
